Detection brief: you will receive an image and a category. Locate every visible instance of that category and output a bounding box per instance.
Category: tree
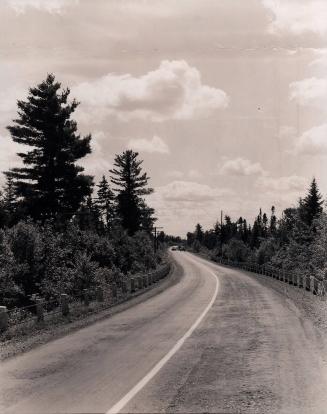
[5,74,93,222]
[95,175,115,230]
[194,223,204,243]
[110,150,154,234]
[300,178,323,226]
[269,206,277,236]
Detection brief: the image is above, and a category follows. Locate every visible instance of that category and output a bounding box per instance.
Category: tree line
[0,74,162,308]
[187,178,327,280]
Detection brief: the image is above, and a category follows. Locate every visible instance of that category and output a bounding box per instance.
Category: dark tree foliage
[110,150,155,234]
[95,175,115,230]
[300,178,323,226]
[194,223,204,243]
[186,178,327,272]
[5,74,93,222]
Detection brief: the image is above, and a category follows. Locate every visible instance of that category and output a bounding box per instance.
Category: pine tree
[269,206,277,236]
[95,175,115,230]
[2,176,18,225]
[194,223,204,243]
[75,196,101,231]
[262,213,268,238]
[110,150,154,234]
[5,74,93,222]
[300,178,323,226]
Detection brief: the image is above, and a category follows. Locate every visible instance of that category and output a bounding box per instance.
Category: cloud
[218,157,266,176]
[188,169,203,179]
[309,49,327,69]
[128,135,169,154]
[6,0,79,13]
[80,131,112,179]
[289,77,327,105]
[256,175,307,192]
[166,169,203,179]
[294,124,327,155]
[73,60,229,122]
[148,180,237,235]
[262,0,327,35]
[155,180,233,204]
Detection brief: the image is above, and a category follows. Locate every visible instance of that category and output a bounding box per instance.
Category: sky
[1,0,327,236]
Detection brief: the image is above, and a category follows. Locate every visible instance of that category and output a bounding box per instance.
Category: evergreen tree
[194,223,204,243]
[262,213,268,238]
[269,206,277,236]
[5,74,93,222]
[95,175,115,230]
[110,150,154,234]
[75,196,101,231]
[1,176,18,226]
[186,231,195,247]
[300,178,323,226]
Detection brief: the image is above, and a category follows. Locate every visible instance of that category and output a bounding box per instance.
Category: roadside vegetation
[0,74,169,310]
[187,178,327,281]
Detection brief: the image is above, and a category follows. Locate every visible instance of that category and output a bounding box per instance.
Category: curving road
[1,252,327,413]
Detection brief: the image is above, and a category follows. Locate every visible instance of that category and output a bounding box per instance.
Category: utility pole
[152,226,163,253]
[220,210,223,257]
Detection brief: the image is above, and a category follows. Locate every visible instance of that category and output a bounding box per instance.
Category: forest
[0,74,165,309]
[187,178,327,281]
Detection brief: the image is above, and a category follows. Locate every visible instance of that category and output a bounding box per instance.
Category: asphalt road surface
[1,251,327,414]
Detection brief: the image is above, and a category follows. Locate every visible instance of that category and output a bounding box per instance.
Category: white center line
[106,257,220,414]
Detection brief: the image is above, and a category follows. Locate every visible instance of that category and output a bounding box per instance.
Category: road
[1,251,327,414]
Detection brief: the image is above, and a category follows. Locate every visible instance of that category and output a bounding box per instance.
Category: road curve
[1,252,327,414]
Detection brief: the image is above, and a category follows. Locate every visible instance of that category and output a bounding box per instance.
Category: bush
[223,239,250,262]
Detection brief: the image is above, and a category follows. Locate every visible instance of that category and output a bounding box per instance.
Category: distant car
[171,246,177,251]
[178,246,185,251]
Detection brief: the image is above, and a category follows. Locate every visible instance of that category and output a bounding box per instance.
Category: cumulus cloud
[294,124,327,155]
[218,157,266,177]
[256,175,307,192]
[309,48,327,69]
[155,181,233,204]
[128,135,169,154]
[6,0,79,13]
[73,60,229,122]
[289,77,327,105]
[262,0,327,35]
[166,169,203,179]
[80,131,112,178]
[148,180,236,235]
[188,169,203,179]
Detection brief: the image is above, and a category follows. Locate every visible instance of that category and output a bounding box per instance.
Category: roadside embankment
[0,258,182,361]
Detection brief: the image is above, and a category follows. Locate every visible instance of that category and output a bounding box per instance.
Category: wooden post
[121,281,127,295]
[143,276,148,288]
[61,294,70,316]
[96,287,104,302]
[35,298,44,322]
[130,278,136,293]
[0,306,8,332]
[138,277,143,290]
[83,289,90,306]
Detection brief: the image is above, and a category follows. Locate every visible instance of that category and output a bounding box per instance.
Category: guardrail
[0,262,171,333]
[215,258,327,299]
